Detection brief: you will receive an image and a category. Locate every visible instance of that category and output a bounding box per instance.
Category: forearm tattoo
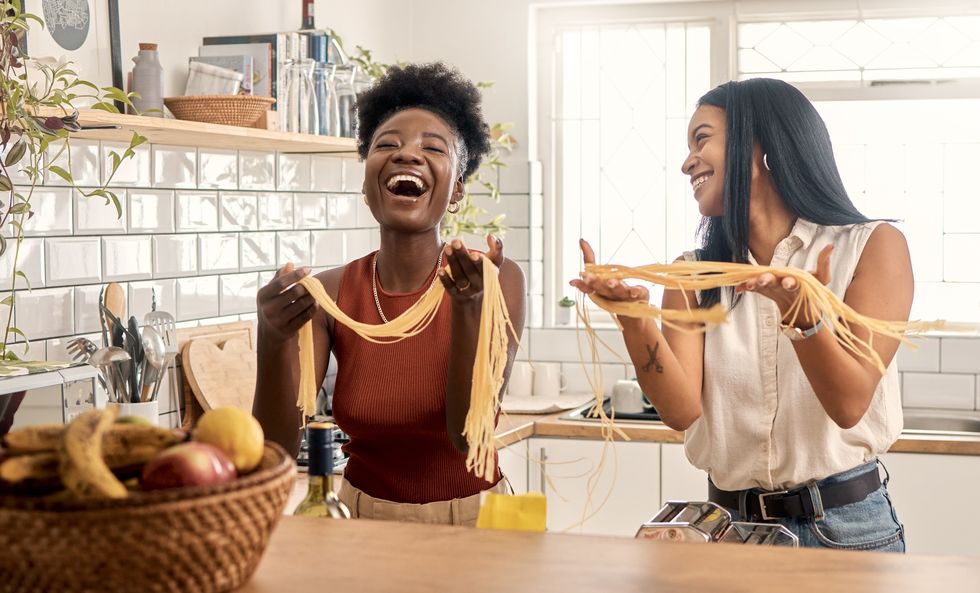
[642,343,664,374]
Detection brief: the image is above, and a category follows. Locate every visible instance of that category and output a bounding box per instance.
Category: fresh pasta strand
[583,261,974,374]
[294,256,515,482]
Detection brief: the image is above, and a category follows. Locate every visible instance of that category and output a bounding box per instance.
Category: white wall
[116,0,411,98]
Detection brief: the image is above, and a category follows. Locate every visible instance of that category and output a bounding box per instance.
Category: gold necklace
[371,248,445,323]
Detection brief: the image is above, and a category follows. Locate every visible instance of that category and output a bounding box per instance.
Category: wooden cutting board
[182,336,257,412]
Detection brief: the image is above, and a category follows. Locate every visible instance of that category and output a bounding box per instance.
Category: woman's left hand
[438,235,505,303]
[736,244,834,326]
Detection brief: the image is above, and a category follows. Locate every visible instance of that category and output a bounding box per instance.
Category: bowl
[163,95,276,127]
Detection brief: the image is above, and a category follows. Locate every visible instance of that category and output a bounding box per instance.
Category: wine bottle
[293,421,351,518]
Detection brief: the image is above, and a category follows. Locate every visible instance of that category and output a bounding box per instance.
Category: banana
[3,423,185,455]
[1,424,64,453]
[57,407,128,499]
[1,445,171,485]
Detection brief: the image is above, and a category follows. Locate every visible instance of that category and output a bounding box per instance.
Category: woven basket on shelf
[0,442,296,593]
[164,95,276,127]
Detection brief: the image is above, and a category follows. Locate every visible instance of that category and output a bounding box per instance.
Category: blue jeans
[722,460,906,552]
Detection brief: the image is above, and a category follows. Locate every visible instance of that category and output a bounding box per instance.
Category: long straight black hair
[695,78,873,308]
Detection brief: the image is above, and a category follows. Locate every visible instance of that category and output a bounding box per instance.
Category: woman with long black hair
[572,78,912,551]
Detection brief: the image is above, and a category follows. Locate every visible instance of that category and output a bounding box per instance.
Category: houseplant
[0,1,144,364]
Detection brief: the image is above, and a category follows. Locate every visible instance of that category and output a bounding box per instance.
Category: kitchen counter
[239,516,980,593]
[499,411,980,455]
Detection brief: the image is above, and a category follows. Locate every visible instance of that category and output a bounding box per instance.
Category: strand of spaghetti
[583,261,965,374]
[294,256,514,482]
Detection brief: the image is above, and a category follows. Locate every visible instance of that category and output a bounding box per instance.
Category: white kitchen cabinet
[498,439,528,494]
[660,443,709,505]
[880,452,980,556]
[527,437,660,536]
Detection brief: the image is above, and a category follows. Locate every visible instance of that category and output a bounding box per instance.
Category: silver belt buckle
[758,490,788,521]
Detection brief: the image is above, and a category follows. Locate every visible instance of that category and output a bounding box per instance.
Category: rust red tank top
[331,251,500,504]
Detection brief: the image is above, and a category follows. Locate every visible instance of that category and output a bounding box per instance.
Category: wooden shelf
[60,110,357,154]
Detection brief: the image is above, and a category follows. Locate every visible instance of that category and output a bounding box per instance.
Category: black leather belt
[708,467,881,522]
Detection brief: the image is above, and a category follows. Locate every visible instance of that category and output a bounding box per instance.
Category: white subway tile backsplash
[896,338,940,373]
[343,159,365,193]
[528,327,629,364]
[311,156,344,191]
[258,270,276,288]
[198,149,238,190]
[327,194,357,228]
[0,238,44,290]
[940,338,980,373]
[153,235,198,277]
[240,232,277,271]
[355,194,375,227]
[530,193,543,228]
[277,231,311,267]
[257,192,294,230]
[176,192,218,232]
[101,142,151,187]
[129,279,176,320]
[152,145,196,188]
[74,284,104,334]
[220,272,259,315]
[278,154,311,191]
[200,233,240,273]
[47,140,100,186]
[498,160,530,194]
[238,151,276,190]
[176,276,220,321]
[16,287,74,339]
[219,192,258,231]
[75,191,127,234]
[345,229,373,261]
[903,372,975,409]
[129,189,175,233]
[943,235,980,282]
[295,194,328,229]
[311,230,346,267]
[103,236,152,281]
[473,194,530,228]
[505,228,530,261]
[45,237,100,286]
[561,361,626,396]
[21,187,72,236]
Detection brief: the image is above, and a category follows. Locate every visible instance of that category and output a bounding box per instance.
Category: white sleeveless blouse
[683,219,903,491]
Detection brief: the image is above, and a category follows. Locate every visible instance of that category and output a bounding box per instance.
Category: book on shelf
[189,55,254,94]
[202,33,306,105]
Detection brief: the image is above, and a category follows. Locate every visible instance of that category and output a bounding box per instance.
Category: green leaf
[5,351,20,361]
[8,203,30,214]
[0,175,11,191]
[15,271,31,291]
[4,140,26,166]
[1,296,13,306]
[47,165,73,184]
[106,191,123,219]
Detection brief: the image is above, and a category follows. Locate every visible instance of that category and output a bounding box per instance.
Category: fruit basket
[163,95,276,127]
[0,441,296,593]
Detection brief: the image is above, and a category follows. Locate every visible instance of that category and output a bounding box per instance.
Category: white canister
[532,362,566,397]
[507,361,534,397]
[117,400,159,426]
[130,43,164,116]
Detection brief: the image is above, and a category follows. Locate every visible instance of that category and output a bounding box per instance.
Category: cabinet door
[497,439,528,494]
[880,452,980,556]
[660,443,708,506]
[528,437,660,537]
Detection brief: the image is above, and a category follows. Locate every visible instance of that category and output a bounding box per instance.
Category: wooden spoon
[104,282,126,339]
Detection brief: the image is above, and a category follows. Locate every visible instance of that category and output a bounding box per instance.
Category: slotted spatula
[143,290,180,423]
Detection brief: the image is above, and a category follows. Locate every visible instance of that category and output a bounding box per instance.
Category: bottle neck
[302,0,315,29]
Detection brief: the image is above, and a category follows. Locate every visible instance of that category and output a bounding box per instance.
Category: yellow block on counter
[476,491,547,532]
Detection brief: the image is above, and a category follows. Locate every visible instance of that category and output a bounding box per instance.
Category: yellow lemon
[193,407,265,472]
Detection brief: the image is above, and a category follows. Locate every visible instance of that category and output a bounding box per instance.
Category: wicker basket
[164,95,276,127]
[0,442,296,593]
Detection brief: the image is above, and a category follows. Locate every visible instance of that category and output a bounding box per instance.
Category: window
[535,1,980,325]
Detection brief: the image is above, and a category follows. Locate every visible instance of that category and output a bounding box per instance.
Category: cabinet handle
[539,447,547,496]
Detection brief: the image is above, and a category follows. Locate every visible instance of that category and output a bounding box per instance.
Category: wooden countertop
[239,516,980,593]
[495,412,980,455]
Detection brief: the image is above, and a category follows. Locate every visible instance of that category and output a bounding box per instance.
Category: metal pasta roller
[635,501,799,547]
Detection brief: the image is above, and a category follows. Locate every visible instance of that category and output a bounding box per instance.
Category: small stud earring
[763,153,771,171]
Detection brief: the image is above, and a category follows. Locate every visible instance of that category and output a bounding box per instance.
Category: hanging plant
[0,1,145,361]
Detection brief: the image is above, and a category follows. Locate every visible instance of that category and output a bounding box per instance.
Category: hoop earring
[447,201,460,214]
[763,153,771,171]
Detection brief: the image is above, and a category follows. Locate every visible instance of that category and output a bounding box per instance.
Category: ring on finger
[457,280,472,291]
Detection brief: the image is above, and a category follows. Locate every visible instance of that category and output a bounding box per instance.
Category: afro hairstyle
[356,62,492,181]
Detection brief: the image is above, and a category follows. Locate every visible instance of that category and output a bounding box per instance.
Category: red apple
[141,442,237,490]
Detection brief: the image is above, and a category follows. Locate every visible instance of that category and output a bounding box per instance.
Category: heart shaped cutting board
[182,337,257,412]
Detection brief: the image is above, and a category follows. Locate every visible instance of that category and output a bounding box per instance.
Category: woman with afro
[253,63,526,525]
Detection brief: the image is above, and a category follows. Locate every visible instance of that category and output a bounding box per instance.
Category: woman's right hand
[256,263,316,343]
[568,239,649,303]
